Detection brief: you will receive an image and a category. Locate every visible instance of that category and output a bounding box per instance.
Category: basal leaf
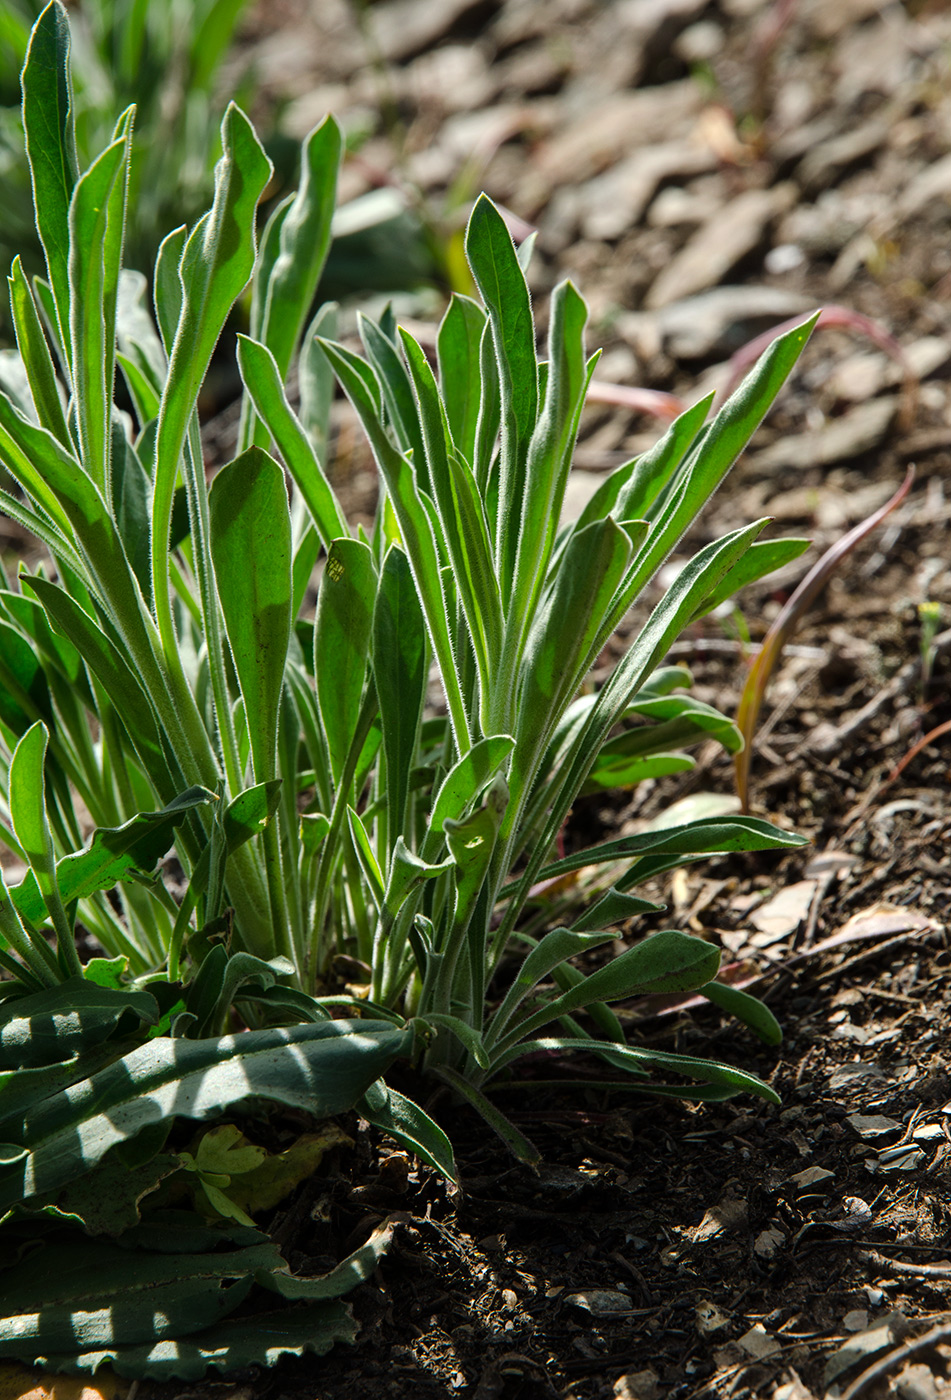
[21,1,78,361]
[46,1301,357,1380]
[255,116,342,379]
[0,978,159,1070]
[373,545,427,840]
[359,1078,458,1183]
[699,980,782,1046]
[1,1020,411,1208]
[314,538,376,785]
[209,448,292,784]
[236,334,349,547]
[465,196,537,604]
[497,929,720,1049]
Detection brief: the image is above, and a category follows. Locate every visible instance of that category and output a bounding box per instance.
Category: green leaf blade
[209,448,292,784]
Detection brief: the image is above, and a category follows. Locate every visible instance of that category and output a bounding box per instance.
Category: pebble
[751,397,898,473]
[619,284,812,361]
[645,182,797,308]
[565,1288,636,1316]
[536,81,701,185]
[580,143,717,241]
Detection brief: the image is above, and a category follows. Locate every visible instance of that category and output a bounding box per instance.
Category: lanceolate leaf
[508,518,634,788]
[400,328,504,691]
[522,814,806,887]
[570,393,713,541]
[506,279,591,644]
[9,722,79,975]
[255,116,342,378]
[209,448,292,784]
[490,1037,780,1103]
[7,258,71,446]
[465,195,538,604]
[21,0,78,360]
[700,980,783,1046]
[689,537,811,623]
[487,928,617,1047]
[437,293,486,468]
[314,538,376,784]
[152,105,272,657]
[68,124,131,487]
[373,546,427,841]
[320,337,471,752]
[24,576,169,787]
[359,1078,458,1183]
[0,620,53,738]
[236,334,349,548]
[495,929,720,1050]
[0,398,157,675]
[428,735,515,837]
[359,315,428,488]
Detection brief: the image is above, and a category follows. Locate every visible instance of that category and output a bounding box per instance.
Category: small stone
[691,1189,748,1241]
[893,1362,941,1400]
[798,116,892,194]
[751,397,898,473]
[737,1324,781,1360]
[847,1114,902,1139]
[787,1166,835,1192]
[754,1226,786,1260]
[765,243,806,274]
[695,1301,731,1335]
[370,0,492,63]
[618,285,811,361]
[613,1369,661,1400]
[580,143,717,241]
[645,183,797,308]
[844,1309,869,1332]
[537,82,701,185]
[912,1123,945,1144]
[565,1289,636,1316]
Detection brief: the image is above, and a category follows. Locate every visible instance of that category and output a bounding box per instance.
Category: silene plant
[0,1,813,1376]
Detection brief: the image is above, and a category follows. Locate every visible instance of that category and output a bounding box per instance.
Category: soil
[12,1,951,1398]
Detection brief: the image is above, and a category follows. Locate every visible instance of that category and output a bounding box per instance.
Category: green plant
[0,0,251,339]
[0,1,817,1174]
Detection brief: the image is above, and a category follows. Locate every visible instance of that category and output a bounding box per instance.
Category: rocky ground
[14,0,951,1397]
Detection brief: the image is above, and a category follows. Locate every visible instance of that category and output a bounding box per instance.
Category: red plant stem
[586,381,685,421]
[884,718,951,788]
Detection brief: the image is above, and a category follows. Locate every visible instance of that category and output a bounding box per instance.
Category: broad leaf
[0,1019,411,1208]
[0,979,159,1070]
